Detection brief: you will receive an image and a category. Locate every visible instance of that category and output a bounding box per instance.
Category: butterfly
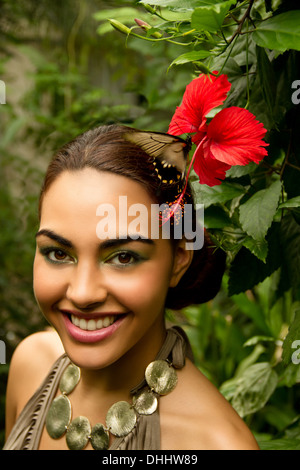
[124,130,192,184]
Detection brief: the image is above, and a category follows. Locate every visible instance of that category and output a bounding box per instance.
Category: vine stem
[127,28,193,46]
[228,0,255,45]
[286,162,300,172]
[245,18,250,109]
[216,35,238,76]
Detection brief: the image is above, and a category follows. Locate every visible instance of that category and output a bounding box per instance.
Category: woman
[4,124,259,450]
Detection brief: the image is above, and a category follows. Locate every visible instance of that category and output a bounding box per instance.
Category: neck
[77,319,167,399]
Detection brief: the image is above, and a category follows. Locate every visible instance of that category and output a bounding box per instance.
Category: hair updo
[39,124,226,310]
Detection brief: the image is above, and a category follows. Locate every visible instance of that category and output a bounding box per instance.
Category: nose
[66,261,108,309]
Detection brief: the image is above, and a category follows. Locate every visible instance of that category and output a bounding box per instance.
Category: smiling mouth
[71,315,117,331]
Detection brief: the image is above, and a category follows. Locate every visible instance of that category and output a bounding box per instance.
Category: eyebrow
[35,229,73,248]
[35,229,155,250]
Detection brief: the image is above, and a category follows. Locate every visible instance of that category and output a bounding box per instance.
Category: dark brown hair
[39,124,226,310]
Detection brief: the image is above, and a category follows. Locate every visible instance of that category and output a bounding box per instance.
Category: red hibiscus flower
[168,73,268,186]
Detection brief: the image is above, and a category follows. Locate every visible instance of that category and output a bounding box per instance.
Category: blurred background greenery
[1,0,300,450]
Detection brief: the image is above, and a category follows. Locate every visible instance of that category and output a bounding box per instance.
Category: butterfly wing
[124,131,191,180]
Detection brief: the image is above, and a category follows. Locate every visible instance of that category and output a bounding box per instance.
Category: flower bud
[134,18,162,38]
[109,19,131,35]
[135,18,151,30]
[142,4,157,14]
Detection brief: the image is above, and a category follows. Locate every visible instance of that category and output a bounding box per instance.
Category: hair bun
[165,231,226,310]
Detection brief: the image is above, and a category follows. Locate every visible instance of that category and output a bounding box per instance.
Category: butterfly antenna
[172,118,189,140]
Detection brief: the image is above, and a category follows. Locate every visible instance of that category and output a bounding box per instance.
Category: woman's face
[34,168,190,369]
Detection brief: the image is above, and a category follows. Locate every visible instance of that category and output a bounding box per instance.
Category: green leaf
[93,7,141,22]
[239,180,282,241]
[219,378,239,401]
[231,362,278,418]
[168,50,211,69]
[139,0,221,7]
[193,181,246,208]
[253,11,300,52]
[230,293,271,334]
[220,344,265,400]
[226,162,258,178]
[280,214,300,297]
[279,196,300,209]
[228,249,269,295]
[242,236,268,262]
[259,438,300,450]
[278,362,300,388]
[203,205,232,229]
[235,344,266,377]
[191,0,236,33]
[228,223,282,295]
[256,46,276,125]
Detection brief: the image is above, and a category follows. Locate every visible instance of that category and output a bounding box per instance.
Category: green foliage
[101,0,300,448]
[1,0,300,450]
[253,10,300,52]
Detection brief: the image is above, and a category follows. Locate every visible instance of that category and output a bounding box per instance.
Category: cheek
[110,263,173,311]
[33,256,64,312]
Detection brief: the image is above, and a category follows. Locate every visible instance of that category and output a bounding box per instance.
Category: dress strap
[3,354,71,450]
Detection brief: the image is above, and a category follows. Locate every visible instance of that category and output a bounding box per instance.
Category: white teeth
[87,319,96,331]
[71,315,115,331]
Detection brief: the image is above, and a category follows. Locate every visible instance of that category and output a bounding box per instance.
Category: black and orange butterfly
[124,130,192,184]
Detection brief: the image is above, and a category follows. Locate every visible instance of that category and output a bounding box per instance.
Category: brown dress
[3,327,193,450]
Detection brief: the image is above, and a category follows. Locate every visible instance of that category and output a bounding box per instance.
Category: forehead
[41,169,153,209]
[39,168,159,240]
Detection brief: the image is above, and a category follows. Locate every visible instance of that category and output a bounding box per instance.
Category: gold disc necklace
[45,359,178,450]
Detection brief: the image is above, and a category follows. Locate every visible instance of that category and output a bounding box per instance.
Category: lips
[61,311,127,343]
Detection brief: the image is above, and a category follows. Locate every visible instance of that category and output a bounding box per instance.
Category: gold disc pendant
[90,423,110,450]
[132,389,158,415]
[46,395,72,439]
[59,363,81,395]
[145,360,178,395]
[106,401,136,437]
[66,416,91,450]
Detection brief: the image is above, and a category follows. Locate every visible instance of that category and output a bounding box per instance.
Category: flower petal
[168,105,199,135]
[168,73,231,142]
[193,138,231,186]
[207,107,268,166]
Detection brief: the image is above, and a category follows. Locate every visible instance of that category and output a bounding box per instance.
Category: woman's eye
[40,247,74,264]
[117,253,134,264]
[107,251,140,266]
[49,250,69,262]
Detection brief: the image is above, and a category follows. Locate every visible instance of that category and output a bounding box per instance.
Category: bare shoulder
[5,329,65,439]
[8,329,65,383]
[160,359,259,450]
